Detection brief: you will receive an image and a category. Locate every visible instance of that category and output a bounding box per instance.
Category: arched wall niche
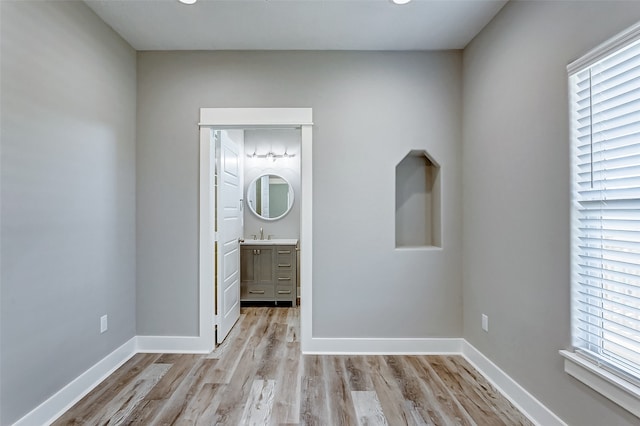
[395,150,442,249]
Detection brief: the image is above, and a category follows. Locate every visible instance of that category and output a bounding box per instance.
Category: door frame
[198,108,313,353]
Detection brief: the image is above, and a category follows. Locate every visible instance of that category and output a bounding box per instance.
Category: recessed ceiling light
[391,0,412,4]
[178,0,197,4]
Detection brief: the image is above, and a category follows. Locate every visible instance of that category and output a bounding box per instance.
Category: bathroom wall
[136,51,463,338]
[0,1,137,424]
[243,129,301,241]
[462,1,640,424]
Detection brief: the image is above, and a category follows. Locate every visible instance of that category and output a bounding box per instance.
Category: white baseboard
[135,335,212,354]
[13,337,136,426]
[462,341,566,426]
[303,337,464,354]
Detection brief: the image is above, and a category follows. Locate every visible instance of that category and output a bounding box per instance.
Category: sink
[241,238,298,246]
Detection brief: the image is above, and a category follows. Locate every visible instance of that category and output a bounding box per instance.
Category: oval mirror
[246,174,295,220]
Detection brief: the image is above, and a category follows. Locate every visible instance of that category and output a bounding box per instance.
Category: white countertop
[241,238,298,246]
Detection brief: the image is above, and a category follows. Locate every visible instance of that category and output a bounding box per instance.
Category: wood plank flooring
[54,307,533,426]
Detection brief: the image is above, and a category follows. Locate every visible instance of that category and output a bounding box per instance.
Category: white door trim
[198,127,216,352]
[198,108,313,353]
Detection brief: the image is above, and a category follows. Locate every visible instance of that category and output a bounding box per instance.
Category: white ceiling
[84,0,508,51]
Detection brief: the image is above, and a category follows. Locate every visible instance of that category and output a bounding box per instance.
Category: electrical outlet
[100,315,108,334]
[482,314,489,332]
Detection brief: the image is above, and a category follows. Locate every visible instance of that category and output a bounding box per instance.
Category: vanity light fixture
[178,0,197,4]
[248,150,295,161]
[391,0,412,4]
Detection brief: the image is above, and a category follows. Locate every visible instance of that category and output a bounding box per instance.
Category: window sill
[559,350,640,418]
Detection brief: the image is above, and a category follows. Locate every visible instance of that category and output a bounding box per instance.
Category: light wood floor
[54,307,532,425]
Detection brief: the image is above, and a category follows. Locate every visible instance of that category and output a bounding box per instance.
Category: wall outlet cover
[482,314,489,332]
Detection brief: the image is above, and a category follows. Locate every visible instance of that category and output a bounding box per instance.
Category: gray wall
[462,1,640,424]
[243,129,300,241]
[0,1,137,424]
[137,51,463,337]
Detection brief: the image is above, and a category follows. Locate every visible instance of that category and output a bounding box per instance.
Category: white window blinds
[570,37,640,382]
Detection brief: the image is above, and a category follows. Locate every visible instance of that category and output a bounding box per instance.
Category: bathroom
[236,128,301,307]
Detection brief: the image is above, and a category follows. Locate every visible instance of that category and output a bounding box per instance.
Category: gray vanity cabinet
[240,244,296,305]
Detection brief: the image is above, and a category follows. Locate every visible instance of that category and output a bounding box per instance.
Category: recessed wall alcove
[395,150,441,248]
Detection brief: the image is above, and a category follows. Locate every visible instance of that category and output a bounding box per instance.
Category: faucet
[260,227,264,240]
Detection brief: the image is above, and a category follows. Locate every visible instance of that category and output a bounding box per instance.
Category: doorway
[198,108,313,353]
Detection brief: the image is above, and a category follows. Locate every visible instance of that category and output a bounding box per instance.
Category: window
[565,22,640,415]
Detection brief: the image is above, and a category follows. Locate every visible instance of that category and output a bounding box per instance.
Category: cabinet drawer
[276,260,294,270]
[241,284,274,300]
[276,285,295,301]
[276,247,294,255]
[276,271,293,282]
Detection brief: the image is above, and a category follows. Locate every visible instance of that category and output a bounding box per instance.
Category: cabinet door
[241,246,275,301]
[240,247,257,284]
[255,247,274,284]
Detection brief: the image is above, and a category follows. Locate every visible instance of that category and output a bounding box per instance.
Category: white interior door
[216,130,242,343]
